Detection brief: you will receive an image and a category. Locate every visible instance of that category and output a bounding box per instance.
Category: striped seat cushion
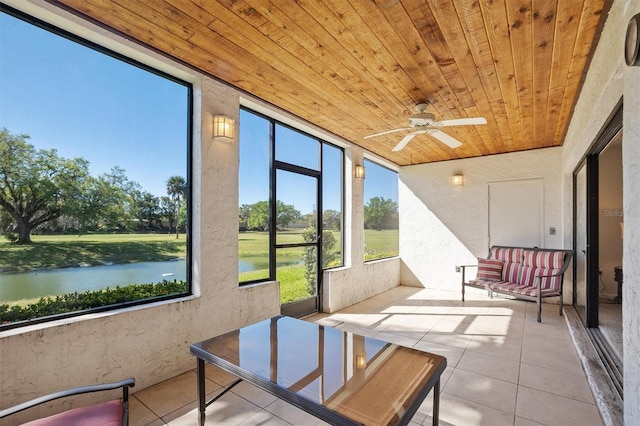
[476,258,504,281]
[488,282,561,297]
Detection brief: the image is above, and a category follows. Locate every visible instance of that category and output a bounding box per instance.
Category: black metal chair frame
[0,378,135,426]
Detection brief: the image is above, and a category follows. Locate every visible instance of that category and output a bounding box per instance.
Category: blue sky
[1,10,397,209]
[0,12,188,198]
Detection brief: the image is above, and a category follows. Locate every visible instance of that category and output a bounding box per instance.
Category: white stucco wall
[399,148,564,294]
[559,0,639,423]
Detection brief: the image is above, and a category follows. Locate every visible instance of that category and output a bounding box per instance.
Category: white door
[488,179,543,248]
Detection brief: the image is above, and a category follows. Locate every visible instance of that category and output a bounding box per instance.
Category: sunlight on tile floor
[129,287,603,426]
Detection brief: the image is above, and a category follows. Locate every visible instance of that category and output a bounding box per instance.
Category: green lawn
[0,233,186,272]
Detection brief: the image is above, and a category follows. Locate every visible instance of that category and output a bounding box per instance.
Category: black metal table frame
[193,355,441,426]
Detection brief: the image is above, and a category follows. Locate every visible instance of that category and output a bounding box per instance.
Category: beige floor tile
[520,344,584,376]
[129,395,161,426]
[456,351,520,383]
[230,381,278,408]
[514,416,544,425]
[414,340,465,367]
[515,386,603,426]
[466,335,523,361]
[264,398,330,425]
[420,331,473,351]
[204,364,240,387]
[134,371,202,418]
[429,392,515,426]
[372,330,421,347]
[523,317,572,341]
[237,409,292,425]
[518,364,595,404]
[204,392,262,425]
[443,369,517,414]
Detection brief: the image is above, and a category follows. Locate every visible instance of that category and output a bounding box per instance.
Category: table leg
[197,358,206,426]
[432,378,440,426]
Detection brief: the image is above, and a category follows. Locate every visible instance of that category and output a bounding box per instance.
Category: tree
[166,176,186,238]
[322,209,341,230]
[159,196,177,232]
[275,200,302,229]
[364,196,398,231]
[0,129,90,243]
[246,201,269,231]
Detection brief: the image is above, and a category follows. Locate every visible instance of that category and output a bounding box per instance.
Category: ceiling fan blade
[429,129,463,149]
[364,127,413,139]
[392,132,417,151]
[436,117,487,127]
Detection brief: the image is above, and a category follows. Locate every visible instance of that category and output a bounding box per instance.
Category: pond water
[0,260,187,303]
[0,257,302,303]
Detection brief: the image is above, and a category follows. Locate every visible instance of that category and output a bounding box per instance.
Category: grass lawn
[0,233,186,272]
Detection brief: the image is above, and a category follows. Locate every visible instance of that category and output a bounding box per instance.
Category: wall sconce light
[356,354,367,369]
[213,115,234,141]
[355,164,365,179]
[451,173,464,186]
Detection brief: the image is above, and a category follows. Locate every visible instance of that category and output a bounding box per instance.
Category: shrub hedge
[0,280,186,325]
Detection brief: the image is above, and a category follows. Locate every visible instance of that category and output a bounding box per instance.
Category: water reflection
[0,260,186,302]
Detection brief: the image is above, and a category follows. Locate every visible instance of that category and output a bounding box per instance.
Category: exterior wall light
[355,164,365,179]
[356,354,367,369]
[213,115,234,141]
[452,173,464,186]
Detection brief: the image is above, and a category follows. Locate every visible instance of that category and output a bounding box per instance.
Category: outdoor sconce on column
[212,115,235,141]
[451,173,464,187]
[355,164,366,179]
[356,354,367,369]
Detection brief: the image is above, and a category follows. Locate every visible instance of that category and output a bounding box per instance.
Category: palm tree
[166,176,186,238]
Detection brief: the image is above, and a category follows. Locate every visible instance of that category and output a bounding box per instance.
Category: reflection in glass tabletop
[191,315,447,426]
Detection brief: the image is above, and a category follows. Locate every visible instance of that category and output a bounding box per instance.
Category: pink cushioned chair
[0,378,135,426]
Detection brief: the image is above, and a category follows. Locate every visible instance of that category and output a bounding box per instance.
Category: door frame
[274,161,323,317]
[572,99,622,328]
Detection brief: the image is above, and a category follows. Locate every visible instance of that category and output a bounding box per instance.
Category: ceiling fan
[364,103,487,152]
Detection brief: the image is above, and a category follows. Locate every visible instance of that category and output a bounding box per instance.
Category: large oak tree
[0,128,89,244]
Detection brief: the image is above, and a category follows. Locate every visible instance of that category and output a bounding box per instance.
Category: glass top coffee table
[190,315,446,426]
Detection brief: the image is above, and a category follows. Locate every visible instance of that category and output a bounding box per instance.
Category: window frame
[238,106,345,286]
[363,158,399,262]
[0,5,193,331]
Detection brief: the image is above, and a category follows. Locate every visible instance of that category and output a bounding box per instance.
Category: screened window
[0,7,192,329]
[238,109,344,291]
[363,159,399,261]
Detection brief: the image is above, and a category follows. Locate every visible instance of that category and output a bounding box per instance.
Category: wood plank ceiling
[53,0,610,166]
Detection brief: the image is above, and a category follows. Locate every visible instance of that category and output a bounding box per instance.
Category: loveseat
[461,246,573,322]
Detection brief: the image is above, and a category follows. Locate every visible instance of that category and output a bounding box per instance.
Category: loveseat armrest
[0,378,135,419]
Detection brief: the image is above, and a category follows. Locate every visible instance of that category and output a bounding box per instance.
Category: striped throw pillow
[476,258,504,281]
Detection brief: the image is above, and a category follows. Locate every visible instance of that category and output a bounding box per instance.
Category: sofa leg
[537,303,541,323]
[559,294,563,316]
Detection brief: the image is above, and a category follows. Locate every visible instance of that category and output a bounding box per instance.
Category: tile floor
[129,286,603,426]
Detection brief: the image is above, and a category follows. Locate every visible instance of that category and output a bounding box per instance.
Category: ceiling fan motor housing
[409,112,435,127]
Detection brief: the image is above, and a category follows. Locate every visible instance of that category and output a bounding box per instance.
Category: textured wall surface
[560,0,638,423]
[399,148,563,294]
